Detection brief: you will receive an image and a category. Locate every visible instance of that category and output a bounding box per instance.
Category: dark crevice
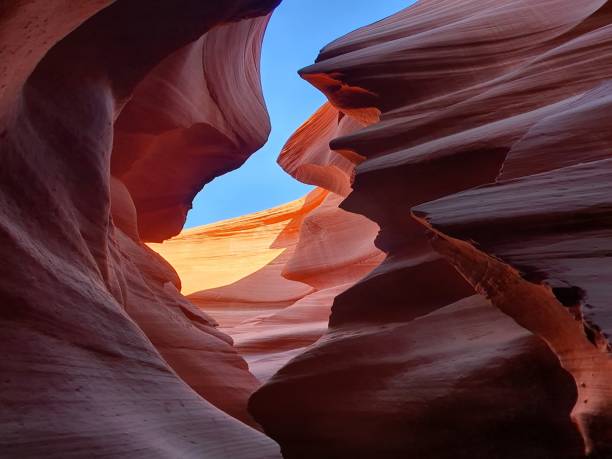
[553,286,586,308]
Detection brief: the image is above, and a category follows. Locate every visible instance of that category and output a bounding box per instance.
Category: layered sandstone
[251,1,612,458]
[4,0,612,458]
[154,101,383,382]
[149,190,323,329]
[0,1,281,457]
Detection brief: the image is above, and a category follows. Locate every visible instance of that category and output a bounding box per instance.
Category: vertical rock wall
[0,1,281,457]
[251,1,612,458]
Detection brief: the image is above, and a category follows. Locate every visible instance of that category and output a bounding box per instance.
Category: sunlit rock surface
[154,101,383,381]
[150,191,325,298]
[0,1,281,457]
[4,0,612,457]
[251,1,612,458]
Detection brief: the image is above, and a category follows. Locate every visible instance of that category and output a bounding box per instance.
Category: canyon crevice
[2,1,612,458]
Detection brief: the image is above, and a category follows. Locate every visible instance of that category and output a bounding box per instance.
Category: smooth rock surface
[251,1,612,457]
[155,102,383,382]
[0,1,281,457]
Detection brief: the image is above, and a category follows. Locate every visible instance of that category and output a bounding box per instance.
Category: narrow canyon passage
[148,132,384,382]
[145,2,397,383]
[2,1,612,459]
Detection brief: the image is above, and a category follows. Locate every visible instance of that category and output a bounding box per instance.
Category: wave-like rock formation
[250,1,612,458]
[153,100,383,382]
[112,14,274,242]
[0,1,282,457]
[151,189,323,381]
[4,0,612,458]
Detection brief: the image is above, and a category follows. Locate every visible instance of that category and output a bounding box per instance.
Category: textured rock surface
[251,1,612,458]
[0,1,281,457]
[154,101,383,382]
[149,190,325,298]
[112,14,274,242]
[5,0,612,457]
[278,102,362,196]
[229,189,382,382]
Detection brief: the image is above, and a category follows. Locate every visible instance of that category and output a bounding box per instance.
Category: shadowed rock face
[250,1,612,458]
[112,14,274,242]
[153,102,383,383]
[0,1,282,457]
[4,0,612,458]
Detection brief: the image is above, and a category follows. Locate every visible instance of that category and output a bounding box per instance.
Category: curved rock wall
[4,0,612,457]
[154,101,383,382]
[112,14,274,242]
[251,1,612,458]
[0,1,282,457]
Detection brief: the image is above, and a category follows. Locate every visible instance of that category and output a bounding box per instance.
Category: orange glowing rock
[149,189,326,298]
[5,0,612,457]
[156,99,384,383]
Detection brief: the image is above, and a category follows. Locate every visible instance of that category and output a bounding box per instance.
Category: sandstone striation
[154,101,383,382]
[4,0,612,457]
[250,1,612,458]
[0,1,282,457]
[149,190,323,329]
[112,14,274,242]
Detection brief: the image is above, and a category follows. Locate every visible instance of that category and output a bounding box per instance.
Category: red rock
[112,14,274,242]
[229,189,382,381]
[150,190,324,329]
[251,1,612,457]
[252,295,582,458]
[0,1,281,457]
[5,0,612,457]
[155,103,382,383]
[278,102,364,197]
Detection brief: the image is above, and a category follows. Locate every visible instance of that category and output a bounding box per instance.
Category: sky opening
[185,0,413,227]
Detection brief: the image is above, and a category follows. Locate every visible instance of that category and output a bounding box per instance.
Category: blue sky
[185,0,413,227]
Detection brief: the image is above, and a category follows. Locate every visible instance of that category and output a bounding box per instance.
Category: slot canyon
[2,0,612,458]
